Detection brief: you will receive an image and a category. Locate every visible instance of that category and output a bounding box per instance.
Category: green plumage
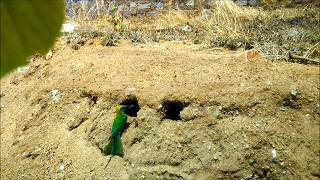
[104,105,128,157]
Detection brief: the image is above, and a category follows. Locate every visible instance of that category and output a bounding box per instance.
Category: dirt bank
[1,41,319,179]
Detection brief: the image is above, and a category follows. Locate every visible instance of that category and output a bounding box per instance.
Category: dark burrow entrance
[161,100,186,120]
[120,95,141,117]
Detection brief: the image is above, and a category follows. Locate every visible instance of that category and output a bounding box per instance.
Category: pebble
[290,86,298,97]
[241,174,254,180]
[181,25,192,32]
[51,90,62,102]
[17,66,29,74]
[272,148,277,160]
[34,147,41,153]
[213,152,222,160]
[213,110,223,119]
[180,104,203,121]
[59,164,65,172]
[22,151,32,159]
[0,100,4,109]
[46,50,53,60]
[62,22,78,33]
[266,80,273,86]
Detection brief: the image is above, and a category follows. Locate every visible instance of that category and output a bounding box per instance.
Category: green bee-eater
[104,104,134,168]
[104,104,132,157]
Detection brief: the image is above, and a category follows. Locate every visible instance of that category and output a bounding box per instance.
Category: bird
[104,104,134,168]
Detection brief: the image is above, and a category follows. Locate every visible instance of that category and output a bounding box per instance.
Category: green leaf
[1,0,65,77]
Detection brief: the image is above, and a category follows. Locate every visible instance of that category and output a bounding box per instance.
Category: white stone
[290,87,298,96]
[51,90,62,102]
[0,100,4,109]
[59,164,65,172]
[46,50,53,60]
[272,148,277,159]
[62,23,78,33]
[17,66,29,74]
[182,25,192,32]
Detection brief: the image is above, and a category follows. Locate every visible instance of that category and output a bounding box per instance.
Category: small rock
[180,104,203,120]
[40,102,48,109]
[0,100,4,109]
[235,0,248,6]
[34,147,41,153]
[59,164,65,172]
[62,22,78,33]
[129,2,138,15]
[200,9,212,19]
[213,152,222,160]
[45,50,53,60]
[290,86,298,97]
[155,2,164,10]
[181,25,192,32]
[213,110,223,119]
[186,0,194,7]
[287,28,303,39]
[266,80,273,86]
[137,3,151,14]
[147,11,156,17]
[280,107,285,111]
[248,111,255,117]
[122,10,132,18]
[272,148,277,160]
[248,0,258,5]
[241,174,254,180]
[31,147,41,159]
[21,151,32,159]
[249,159,255,164]
[17,66,29,74]
[51,90,62,102]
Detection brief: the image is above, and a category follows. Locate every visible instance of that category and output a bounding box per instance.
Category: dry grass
[125,0,264,39]
[208,0,263,36]
[64,0,319,60]
[68,0,263,36]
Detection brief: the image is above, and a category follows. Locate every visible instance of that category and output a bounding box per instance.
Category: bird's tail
[104,133,124,157]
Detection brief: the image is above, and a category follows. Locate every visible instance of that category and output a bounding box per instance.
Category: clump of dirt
[0,40,319,179]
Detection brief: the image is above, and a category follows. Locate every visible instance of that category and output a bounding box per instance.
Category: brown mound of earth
[1,41,319,179]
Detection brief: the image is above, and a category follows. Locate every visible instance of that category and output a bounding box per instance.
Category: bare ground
[0,40,319,179]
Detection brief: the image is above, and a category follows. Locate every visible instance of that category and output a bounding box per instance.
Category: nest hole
[120,96,140,117]
[161,100,186,120]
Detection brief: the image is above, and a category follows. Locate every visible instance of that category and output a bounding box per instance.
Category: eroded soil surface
[1,41,319,179]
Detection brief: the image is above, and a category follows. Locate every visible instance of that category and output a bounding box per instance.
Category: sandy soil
[0,40,319,179]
